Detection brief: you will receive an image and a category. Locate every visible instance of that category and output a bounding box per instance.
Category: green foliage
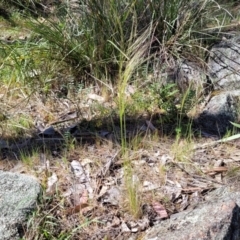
[0,0,234,95]
[6,115,34,137]
[0,0,235,137]
[218,122,240,143]
[21,0,232,84]
[0,38,58,93]
[63,131,76,151]
[156,83,179,116]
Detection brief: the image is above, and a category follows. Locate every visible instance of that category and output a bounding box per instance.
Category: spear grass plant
[115,28,153,151]
[114,25,153,218]
[19,148,39,168]
[0,0,233,112]
[170,86,196,163]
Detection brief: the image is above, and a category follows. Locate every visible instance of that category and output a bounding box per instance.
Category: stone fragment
[174,59,207,95]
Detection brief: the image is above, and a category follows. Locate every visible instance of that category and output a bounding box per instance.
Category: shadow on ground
[0,114,184,161]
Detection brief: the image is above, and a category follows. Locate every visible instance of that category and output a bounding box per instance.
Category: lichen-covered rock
[0,171,41,240]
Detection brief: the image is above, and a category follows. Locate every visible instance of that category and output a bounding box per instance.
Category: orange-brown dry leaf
[204,167,228,176]
[64,203,89,216]
[152,202,168,219]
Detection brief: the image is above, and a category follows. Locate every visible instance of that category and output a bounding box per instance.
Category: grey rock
[208,36,240,90]
[102,186,121,206]
[175,60,207,95]
[0,140,8,150]
[172,35,240,135]
[195,90,240,135]
[195,35,240,135]
[38,126,60,138]
[0,171,41,240]
[142,187,240,240]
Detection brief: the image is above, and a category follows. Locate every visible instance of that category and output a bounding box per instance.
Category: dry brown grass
[1,89,240,239]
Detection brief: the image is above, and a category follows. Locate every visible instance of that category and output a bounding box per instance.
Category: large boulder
[208,36,240,90]
[0,171,41,240]
[196,36,240,135]
[171,35,240,135]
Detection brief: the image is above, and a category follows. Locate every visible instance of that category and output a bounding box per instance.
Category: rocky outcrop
[173,35,240,135]
[208,36,240,91]
[142,187,240,240]
[195,90,240,135]
[0,171,41,240]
